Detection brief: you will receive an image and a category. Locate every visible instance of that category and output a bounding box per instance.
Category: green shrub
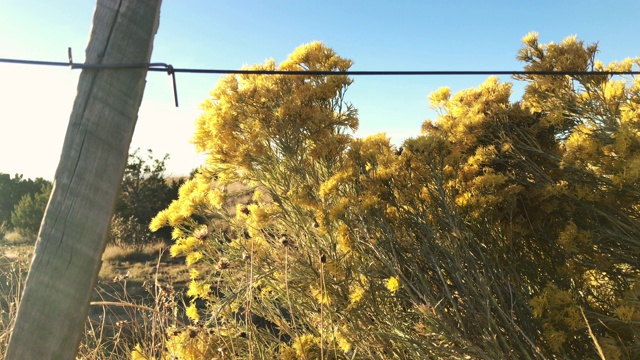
[10,183,51,238]
[0,173,50,229]
[108,215,154,252]
[110,149,183,247]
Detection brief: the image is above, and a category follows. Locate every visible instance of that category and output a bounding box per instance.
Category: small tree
[0,173,49,230]
[109,149,182,247]
[10,183,52,238]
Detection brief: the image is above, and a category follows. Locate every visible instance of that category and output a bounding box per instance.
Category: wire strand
[2,55,638,108]
[1,57,638,76]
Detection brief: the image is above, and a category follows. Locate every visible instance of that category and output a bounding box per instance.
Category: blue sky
[1,0,639,179]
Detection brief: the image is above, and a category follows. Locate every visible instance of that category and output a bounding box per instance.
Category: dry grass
[83,252,188,359]
[102,242,166,264]
[0,237,198,359]
[1,231,35,246]
[99,242,194,284]
[100,243,167,282]
[0,180,251,358]
[0,254,29,355]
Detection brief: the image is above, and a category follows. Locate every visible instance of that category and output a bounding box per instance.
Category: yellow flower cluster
[336,224,353,253]
[557,221,592,255]
[130,344,152,360]
[150,173,217,232]
[186,280,211,300]
[169,236,199,257]
[163,327,216,359]
[291,333,320,358]
[185,302,200,322]
[310,285,331,305]
[530,285,583,352]
[185,251,203,266]
[348,285,365,306]
[386,276,400,294]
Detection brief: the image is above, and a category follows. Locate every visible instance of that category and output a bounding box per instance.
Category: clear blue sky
[1,0,638,180]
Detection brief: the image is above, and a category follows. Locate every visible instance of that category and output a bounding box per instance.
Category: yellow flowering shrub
[416,32,640,357]
[143,37,640,359]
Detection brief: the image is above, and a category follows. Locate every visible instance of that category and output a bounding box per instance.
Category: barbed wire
[2,51,638,107]
[3,56,638,75]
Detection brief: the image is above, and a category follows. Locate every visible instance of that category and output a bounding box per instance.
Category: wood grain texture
[5,1,162,358]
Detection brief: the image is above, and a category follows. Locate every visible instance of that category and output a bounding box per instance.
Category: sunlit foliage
[148,37,640,359]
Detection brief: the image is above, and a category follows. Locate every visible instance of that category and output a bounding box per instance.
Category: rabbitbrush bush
[148,36,640,359]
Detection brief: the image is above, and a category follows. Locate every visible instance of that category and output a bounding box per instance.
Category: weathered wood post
[6,0,162,358]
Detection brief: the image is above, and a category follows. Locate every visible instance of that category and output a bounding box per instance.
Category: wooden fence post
[6,0,162,358]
